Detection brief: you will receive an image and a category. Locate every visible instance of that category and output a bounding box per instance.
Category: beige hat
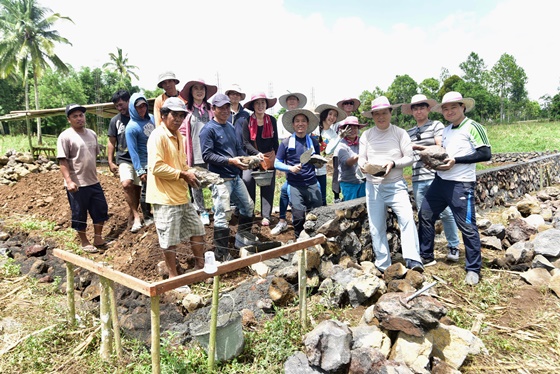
[361,96,401,118]
[431,91,475,113]
[279,92,307,109]
[282,109,319,134]
[314,104,347,123]
[157,71,179,88]
[225,84,246,100]
[401,94,438,115]
[336,97,361,112]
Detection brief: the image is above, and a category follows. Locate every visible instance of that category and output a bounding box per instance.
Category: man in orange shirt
[153,71,180,127]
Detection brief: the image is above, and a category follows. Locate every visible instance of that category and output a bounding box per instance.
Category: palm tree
[0,0,72,145]
[102,47,139,87]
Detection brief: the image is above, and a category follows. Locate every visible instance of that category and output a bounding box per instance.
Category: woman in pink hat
[335,116,366,201]
[178,79,218,225]
[242,92,279,226]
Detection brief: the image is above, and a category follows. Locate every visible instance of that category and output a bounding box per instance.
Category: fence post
[298,248,308,329]
[99,275,113,361]
[208,275,220,371]
[151,295,161,374]
[108,279,122,359]
[65,262,76,326]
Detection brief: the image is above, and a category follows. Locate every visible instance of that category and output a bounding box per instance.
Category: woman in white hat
[335,116,366,201]
[358,96,424,273]
[178,78,218,225]
[313,104,347,206]
[242,92,279,227]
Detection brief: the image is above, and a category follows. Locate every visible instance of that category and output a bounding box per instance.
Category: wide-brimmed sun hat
[279,92,307,109]
[401,94,438,115]
[243,92,277,111]
[431,91,475,113]
[361,96,402,118]
[162,97,188,112]
[339,116,366,129]
[180,79,218,100]
[314,104,347,123]
[157,71,180,88]
[336,97,361,112]
[282,109,319,134]
[224,84,246,100]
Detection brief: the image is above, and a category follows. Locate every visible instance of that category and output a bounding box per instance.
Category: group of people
[56,68,490,285]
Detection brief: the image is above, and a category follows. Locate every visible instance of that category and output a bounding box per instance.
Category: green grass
[485,121,560,153]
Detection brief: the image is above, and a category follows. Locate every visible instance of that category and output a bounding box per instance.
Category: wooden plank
[53,248,153,296]
[151,234,326,296]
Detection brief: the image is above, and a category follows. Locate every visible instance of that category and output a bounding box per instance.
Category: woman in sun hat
[178,78,218,225]
[335,116,366,201]
[274,109,321,238]
[358,96,424,273]
[313,104,347,206]
[242,92,279,227]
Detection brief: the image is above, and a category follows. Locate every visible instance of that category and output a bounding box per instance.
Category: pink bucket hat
[361,96,401,118]
[431,91,475,113]
[401,94,438,115]
[337,97,361,112]
[243,92,277,111]
[180,79,218,101]
[339,116,366,129]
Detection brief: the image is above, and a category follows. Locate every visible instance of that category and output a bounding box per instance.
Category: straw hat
[401,94,438,115]
[282,109,319,134]
[180,79,218,100]
[431,91,475,113]
[361,96,402,118]
[315,104,347,123]
[224,84,246,100]
[243,92,277,112]
[336,97,361,112]
[279,92,307,109]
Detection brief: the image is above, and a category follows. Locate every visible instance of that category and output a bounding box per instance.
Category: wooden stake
[99,276,112,361]
[108,280,122,359]
[66,262,76,326]
[151,296,161,374]
[298,248,307,329]
[208,275,220,371]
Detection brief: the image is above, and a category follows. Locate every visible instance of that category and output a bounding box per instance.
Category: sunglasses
[412,128,424,140]
[342,101,354,106]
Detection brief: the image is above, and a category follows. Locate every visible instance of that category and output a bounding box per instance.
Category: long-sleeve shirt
[275,134,320,187]
[242,115,279,156]
[200,119,244,179]
[358,124,413,185]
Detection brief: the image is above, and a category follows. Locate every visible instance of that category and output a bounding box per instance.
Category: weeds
[1,257,21,277]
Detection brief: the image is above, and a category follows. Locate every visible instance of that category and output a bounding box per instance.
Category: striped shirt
[407,120,444,183]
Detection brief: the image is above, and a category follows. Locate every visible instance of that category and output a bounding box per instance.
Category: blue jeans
[289,183,322,238]
[212,176,254,229]
[413,179,460,248]
[365,180,421,272]
[419,176,482,273]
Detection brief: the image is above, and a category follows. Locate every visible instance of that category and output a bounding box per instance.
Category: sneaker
[407,260,424,273]
[271,221,288,235]
[144,217,154,227]
[465,271,479,285]
[200,211,210,226]
[130,222,143,233]
[261,217,270,226]
[421,257,437,267]
[447,247,460,262]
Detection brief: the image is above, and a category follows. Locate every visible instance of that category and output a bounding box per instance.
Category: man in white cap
[402,94,460,261]
[225,84,250,147]
[200,93,254,261]
[153,71,180,127]
[146,97,205,277]
[416,91,491,285]
[358,96,424,273]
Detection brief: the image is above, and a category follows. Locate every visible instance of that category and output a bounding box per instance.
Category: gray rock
[549,273,560,297]
[284,351,324,374]
[347,273,384,307]
[384,262,407,283]
[523,214,545,229]
[29,259,48,275]
[418,146,448,168]
[427,323,487,370]
[516,198,541,217]
[520,268,551,287]
[304,320,352,372]
[350,325,391,357]
[502,206,521,222]
[480,236,502,250]
[477,218,492,230]
[506,218,537,244]
[505,241,534,265]
[532,228,560,258]
[482,223,506,239]
[532,254,555,271]
[389,331,432,374]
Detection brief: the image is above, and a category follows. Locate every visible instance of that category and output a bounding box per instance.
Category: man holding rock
[417,91,491,285]
[402,94,460,262]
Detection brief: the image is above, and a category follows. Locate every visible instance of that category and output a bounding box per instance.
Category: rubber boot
[213,227,232,262]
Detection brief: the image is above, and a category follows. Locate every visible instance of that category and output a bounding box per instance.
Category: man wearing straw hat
[402,94,460,262]
[416,91,491,285]
[274,108,322,239]
[153,71,180,127]
[358,96,424,273]
[146,97,205,277]
[200,93,254,261]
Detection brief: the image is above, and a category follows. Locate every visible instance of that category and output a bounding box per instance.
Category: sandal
[81,245,99,254]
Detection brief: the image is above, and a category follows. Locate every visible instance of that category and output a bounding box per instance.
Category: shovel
[399,281,438,309]
[299,148,314,164]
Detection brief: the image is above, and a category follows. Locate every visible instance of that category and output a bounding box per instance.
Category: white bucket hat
[282,109,319,134]
[157,71,179,88]
[401,94,438,115]
[361,96,401,118]
[431,91,475,113]
[279,92,307,109]
[224,84,246,101]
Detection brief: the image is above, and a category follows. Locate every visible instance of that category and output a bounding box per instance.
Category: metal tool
[299,148,313,164]
[399,281,438,309]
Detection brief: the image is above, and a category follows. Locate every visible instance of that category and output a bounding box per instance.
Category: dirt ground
[0,167,293,282]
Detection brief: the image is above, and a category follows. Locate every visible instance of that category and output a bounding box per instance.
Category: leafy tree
[0,0,72,145]
[454,80,499,123]
[102,47,139,88]
[549,93,560,120]
[386,75,418,127]
[439,67,450,84]
[0,76,25,134]
[437,75,463,100]
[419,78,440,99]
[358,87,384,127]
[459,52,488,86]
[489,53,528,122]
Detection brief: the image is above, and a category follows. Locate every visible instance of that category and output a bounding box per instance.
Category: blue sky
[42,0,558,110]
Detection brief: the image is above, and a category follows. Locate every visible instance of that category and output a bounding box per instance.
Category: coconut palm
[102,47,139,87]
[0,0,72,145]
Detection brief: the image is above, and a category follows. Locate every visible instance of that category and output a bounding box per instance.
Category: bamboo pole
[108,280,122,359]
[151,296,161,374]
[208,275,220,371]
[65,262,76,326]
[99,276,113,361]
[298,249,308,329]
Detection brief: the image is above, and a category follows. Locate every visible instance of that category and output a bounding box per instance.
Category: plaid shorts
[152,203,205,249]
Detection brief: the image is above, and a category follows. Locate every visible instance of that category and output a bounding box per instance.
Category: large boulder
[304,320,352,372]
